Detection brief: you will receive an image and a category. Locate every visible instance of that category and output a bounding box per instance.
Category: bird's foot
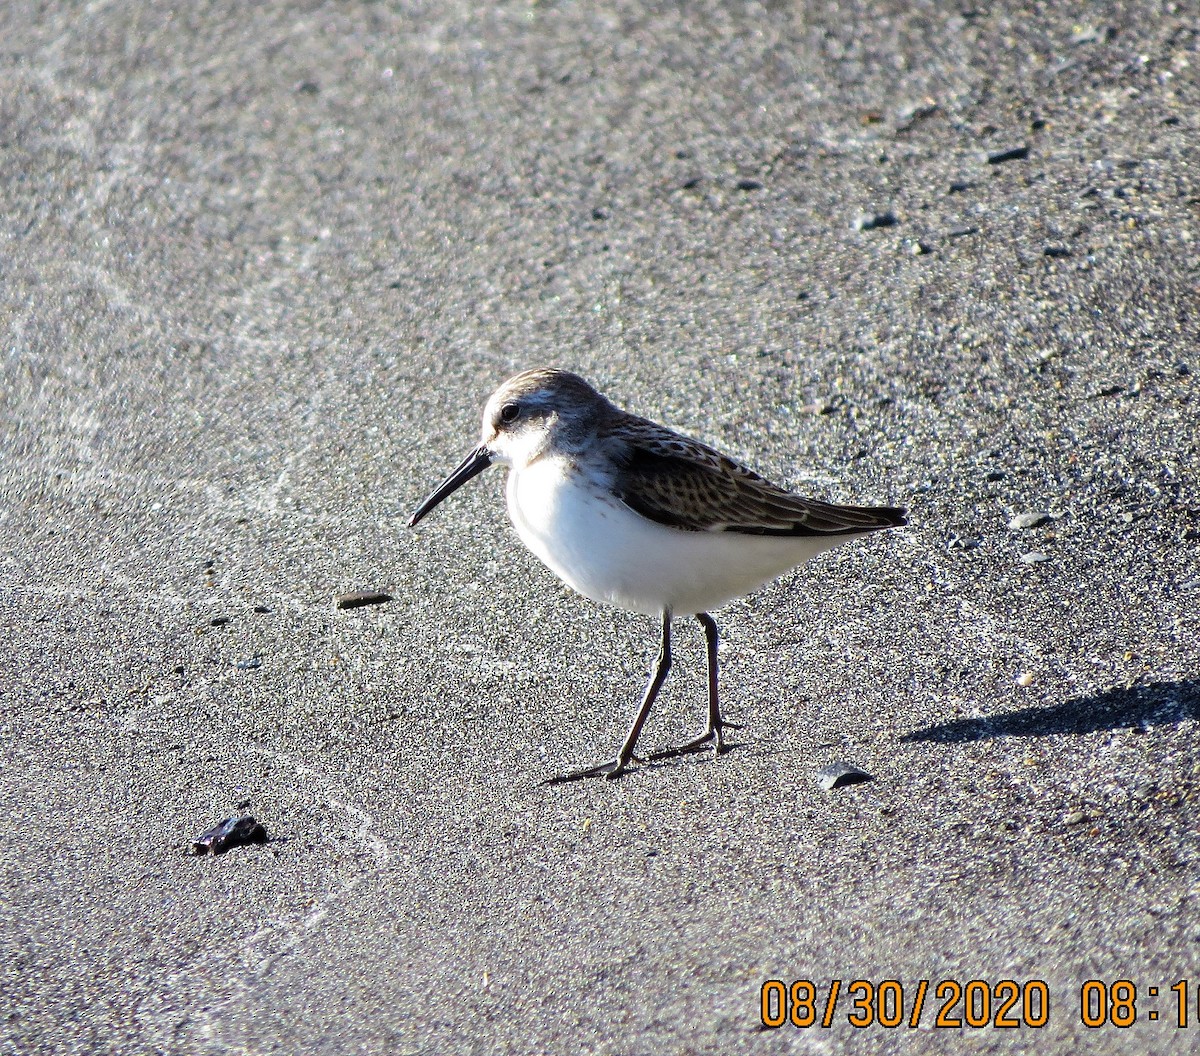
[647,721,743,762]
[543,756,638,785]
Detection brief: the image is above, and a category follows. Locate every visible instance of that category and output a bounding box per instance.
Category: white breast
[505,457,857,617]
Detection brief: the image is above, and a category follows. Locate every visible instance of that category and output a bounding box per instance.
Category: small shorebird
[409,368,906,783]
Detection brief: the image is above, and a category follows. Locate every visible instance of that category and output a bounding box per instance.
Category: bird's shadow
[900,679,1200,744]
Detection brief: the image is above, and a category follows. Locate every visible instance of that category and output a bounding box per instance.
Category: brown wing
[609,421,907,536]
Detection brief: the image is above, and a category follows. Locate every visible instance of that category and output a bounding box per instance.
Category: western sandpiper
[409,368,906,783]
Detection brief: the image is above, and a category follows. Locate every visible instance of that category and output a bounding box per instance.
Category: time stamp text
[761,979,1199,1030]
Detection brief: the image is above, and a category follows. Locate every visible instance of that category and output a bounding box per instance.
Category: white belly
[505,458,857,617]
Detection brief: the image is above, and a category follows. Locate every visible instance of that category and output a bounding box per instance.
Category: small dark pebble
[947,225,978,238]
[736,178,763,191]
[1009,512,1051,530]
[236,655,262,670]
[335,590,393,610]
[296,80,319,95]
[210,616,231,627]
[985,469,1006,481]
[986,145,1029,165]
[190,816,268,856]
[591,206,608,221]
[948,534,982,551]
[948,180,971,193]
[253,605,272,614]
[680,176,702,190]
[1044,245,1072,258]
[854,211,898,231]
[172,664,185,675]
[816,761,874,791]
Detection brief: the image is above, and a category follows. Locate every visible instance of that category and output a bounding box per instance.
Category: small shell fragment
[1009,512,1051,530]
[816,761,874,791]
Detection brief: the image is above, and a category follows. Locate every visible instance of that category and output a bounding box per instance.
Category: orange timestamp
[760,979,1050,1030]
[762,979,1200,1030]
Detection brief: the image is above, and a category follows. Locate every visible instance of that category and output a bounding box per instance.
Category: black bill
[408,445,493,527]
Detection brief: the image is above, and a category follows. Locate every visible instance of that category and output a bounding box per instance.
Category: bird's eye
[499,402,521,424]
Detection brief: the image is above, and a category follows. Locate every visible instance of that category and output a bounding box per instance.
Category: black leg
[647,611,741,761]
[545,609,673,784]
[698,610,721,739]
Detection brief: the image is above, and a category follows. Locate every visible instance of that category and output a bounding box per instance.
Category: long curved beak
[408,445,493,527]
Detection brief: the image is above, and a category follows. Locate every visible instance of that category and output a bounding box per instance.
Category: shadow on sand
[900,679,1200,744]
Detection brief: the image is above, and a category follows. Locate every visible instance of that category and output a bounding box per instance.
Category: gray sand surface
[2,3,1198,1053]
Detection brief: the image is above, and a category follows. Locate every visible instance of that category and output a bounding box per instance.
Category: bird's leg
[647,611,741,761]
[545,610,673,784]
